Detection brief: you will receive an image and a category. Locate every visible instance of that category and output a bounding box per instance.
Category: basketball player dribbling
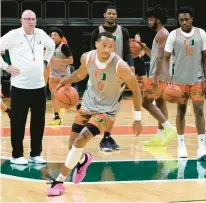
[137,5,177,146]
[44,35,68,86]
[46,31,142,196]
[90,5,135,151]
[163,6,206,160]
[48,27,73,125]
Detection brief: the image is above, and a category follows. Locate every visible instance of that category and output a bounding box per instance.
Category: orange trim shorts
[177,82,204,104]
[143,78,166,100]
[73,109,115,133]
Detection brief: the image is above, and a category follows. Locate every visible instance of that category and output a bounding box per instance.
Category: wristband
[135,111,141,121]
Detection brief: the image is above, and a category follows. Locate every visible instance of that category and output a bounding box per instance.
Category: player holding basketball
[131,33,147,90]
[90,5,134,151]
[49,27,73,125]
[138,5,176,146]
[163,6,206,160]
[44,35,69,86]
[46,31,142,196]
[133,33,147,77]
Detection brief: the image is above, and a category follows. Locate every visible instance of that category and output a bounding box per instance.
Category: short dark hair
[146,5,168,25]
[49,27,63,38]
[104,5,117,13]
[97,31,115,41]
[176,6,194,18]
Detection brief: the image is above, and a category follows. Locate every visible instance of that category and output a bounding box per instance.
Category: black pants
[10,86,46,158]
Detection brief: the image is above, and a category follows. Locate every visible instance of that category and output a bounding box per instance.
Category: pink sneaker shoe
[72,153,93,184]
[46,173,65,196]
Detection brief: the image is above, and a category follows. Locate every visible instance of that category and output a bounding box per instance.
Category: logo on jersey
[94,70,107,91]
[184,39,194,56]
[184,39,194,46]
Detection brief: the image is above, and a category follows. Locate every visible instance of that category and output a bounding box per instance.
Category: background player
[163,6,206,160]
[90,5,134,151]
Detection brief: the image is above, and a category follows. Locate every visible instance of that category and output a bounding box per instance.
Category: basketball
[163,85,182,103]
[55,86,79,108]
[130,40,141,58]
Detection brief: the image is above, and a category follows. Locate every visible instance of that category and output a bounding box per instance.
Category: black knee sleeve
[85,123,100,137]
[72,123,84,133]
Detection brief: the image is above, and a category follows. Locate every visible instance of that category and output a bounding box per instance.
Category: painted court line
[1,125,200,137]
[1,173,205,184]
[0,156,197,163]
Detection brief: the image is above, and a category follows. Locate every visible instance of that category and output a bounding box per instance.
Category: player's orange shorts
[143,78,166,100]
[73,109,115,133]
[177,82,204,104]
[49,77,71,92]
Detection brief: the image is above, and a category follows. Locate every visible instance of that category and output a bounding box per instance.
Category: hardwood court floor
[1,99,206,202]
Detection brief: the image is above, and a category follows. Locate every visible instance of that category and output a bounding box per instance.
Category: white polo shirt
[0,27,55,89]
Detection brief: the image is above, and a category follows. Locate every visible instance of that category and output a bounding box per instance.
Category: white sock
[156,129,164,137]
[56,173,67,182]
[79,154,86,164]
[198,134,205,148]
[178,134,185,148]
[65,146,84,169]
[162,120,172,130]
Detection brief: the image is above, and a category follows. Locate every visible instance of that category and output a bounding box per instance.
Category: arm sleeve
[164,30,176,53]
[61,44,73,57]
[199,28,206,51]
[122,27,134,66]
[40,30,55,63]
[91,28,99,49]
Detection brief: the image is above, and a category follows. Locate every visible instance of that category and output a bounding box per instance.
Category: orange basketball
[55,86,79,108]
[163,85,182,103]
[130,40,141,58]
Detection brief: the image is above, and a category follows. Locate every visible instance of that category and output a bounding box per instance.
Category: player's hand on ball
[164,73,174,85]
[55,81,64,93]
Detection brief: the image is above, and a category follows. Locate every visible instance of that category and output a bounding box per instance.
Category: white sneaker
[28,156,47,164]
[177,146,188,158]
[10,157,28,165]
[197,147,206,161]
[10,164,28,171]
[28,163,47,171]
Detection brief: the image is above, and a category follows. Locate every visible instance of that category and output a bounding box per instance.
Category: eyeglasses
[23,18,37,22]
